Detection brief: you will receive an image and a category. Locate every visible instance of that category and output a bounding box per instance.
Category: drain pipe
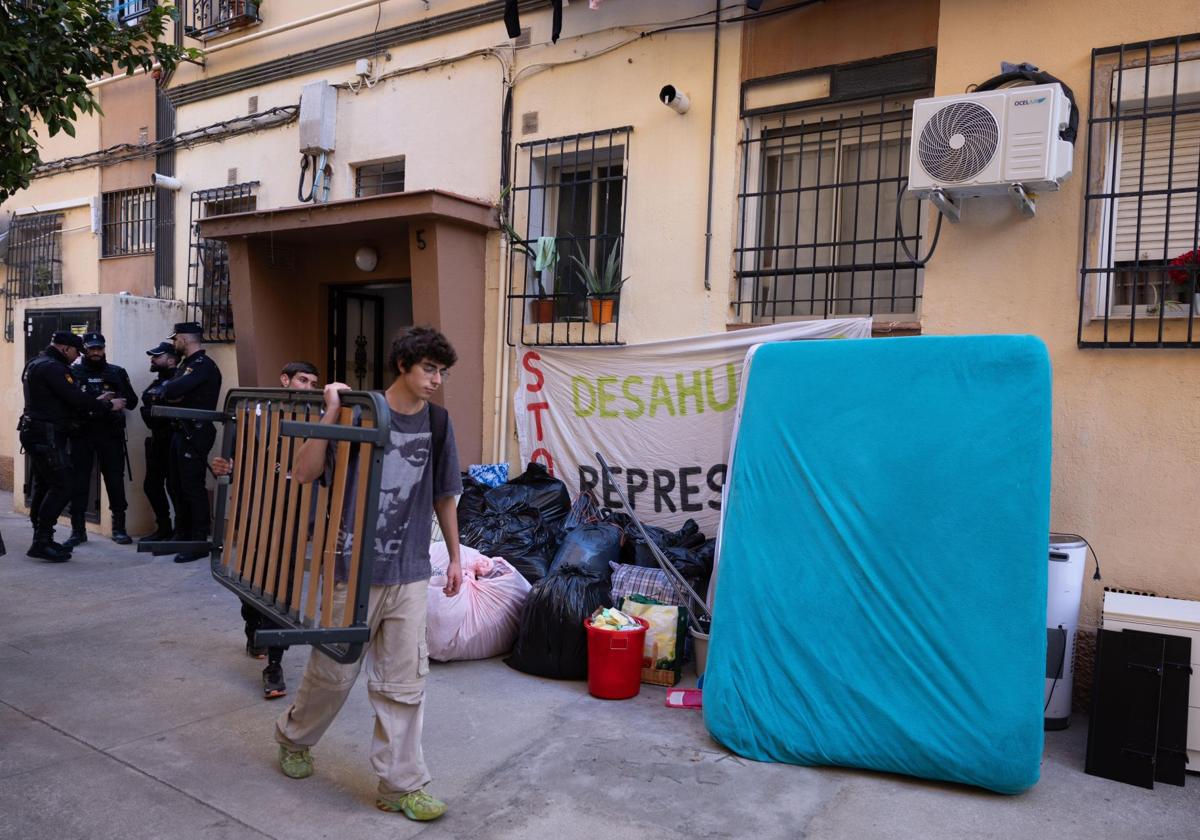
[493,82,515,465]
[702,0,722,291]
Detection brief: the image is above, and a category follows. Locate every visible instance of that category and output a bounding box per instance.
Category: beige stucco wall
[166,0,743,468]
[0,142,102,490]
[491,2,745,462]
[930,0,1200,629]
[170,0,500,81]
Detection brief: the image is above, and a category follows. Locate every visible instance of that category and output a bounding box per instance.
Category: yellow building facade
[2,0,1198,706]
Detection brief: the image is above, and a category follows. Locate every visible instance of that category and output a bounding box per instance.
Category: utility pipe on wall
[702,0,721,292]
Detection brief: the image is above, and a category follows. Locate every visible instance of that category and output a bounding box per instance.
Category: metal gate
[143,388,389,663]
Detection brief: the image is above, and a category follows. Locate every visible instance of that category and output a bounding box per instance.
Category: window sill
[727,320,922,337]
[519,320,623,347]
[100,252,154,261]
[1093,308,1198,321]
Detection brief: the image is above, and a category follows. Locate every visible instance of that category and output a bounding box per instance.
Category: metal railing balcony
[185,0,260,40]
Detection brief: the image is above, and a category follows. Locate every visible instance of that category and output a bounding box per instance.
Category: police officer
[157,322,222,563]
[20,332,121,561]
[140,340,180,542]
[64,333,138,547]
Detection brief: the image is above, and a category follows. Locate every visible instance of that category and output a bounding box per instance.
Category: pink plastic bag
[427,543,532,661]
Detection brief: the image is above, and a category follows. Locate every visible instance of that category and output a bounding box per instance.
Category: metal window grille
[1079,35,1200,348]
[187,183,257,342]
[733,95,926,323]
[355,159,405,197]
[111,0,155,25]
[505,126,630,347]
[101,187,156,257]
[186,0,260,40]
[3,213,63,342]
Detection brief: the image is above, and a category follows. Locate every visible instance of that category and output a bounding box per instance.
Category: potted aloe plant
[570,242,627,326]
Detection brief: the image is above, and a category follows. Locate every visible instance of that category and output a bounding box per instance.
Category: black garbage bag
[548,522,622,578]
[457,474,490,523]
[499,462,571,535]
[458,502,557,583]
[563,489,603,532]
[457,463,573,583]
[505,567,613,679]
[605,512,714,591]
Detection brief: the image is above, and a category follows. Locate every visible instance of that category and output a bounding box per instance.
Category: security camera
[151,173,183,191]
[659,84,690,115]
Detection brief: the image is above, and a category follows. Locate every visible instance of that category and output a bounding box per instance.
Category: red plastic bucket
[584,616,649,700]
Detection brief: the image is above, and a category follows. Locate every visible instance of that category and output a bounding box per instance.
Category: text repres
[579,463,726,514]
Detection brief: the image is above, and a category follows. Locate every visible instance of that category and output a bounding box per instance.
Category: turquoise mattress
[703,336,1050,794]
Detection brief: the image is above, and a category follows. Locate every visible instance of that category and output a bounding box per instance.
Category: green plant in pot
[570,241,627,326]
[32,264,53,296]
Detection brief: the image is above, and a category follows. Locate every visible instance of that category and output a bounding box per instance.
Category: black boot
[63,516,87,548]
[27,540,70,562]
[111,513,132,545]
[140,522,174,543]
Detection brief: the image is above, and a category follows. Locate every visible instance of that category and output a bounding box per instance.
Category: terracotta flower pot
[531,298,555,323]
[589,297,615,325]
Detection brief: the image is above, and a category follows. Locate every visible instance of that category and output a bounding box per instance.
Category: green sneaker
[278,745,313,779]
[375,789,447,821]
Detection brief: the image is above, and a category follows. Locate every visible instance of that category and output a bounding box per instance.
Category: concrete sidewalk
[1,493,1196,840]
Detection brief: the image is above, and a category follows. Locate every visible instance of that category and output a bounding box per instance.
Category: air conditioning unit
[908,83,1074,201]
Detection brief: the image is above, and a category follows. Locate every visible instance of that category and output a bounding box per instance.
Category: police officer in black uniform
[157,322,222,563]
[64,332,138,547]
[139,340,180,542]
[20,332,121,561]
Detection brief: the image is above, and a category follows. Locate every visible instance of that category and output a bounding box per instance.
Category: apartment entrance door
[328,282,413,391]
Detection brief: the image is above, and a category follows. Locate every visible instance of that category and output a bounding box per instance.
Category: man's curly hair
[388,326,457,375]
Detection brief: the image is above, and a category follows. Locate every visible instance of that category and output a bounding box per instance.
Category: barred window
[186,0,261,40]
[187,183,256,342]
[505,127,630,346]
[3,212,63,341]
[101,187,156,257]
[1079,35,1200,347]
[110,0,155,25]
[355,159,405,197]
[734,95,926,323]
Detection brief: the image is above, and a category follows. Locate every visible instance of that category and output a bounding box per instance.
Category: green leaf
[0,0,187,192]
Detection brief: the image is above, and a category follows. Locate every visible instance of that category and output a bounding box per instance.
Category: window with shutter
[1107,111,1200,312]
[1079,38,1200,348]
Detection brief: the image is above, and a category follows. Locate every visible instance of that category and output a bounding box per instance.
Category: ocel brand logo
[1013,96,1047,107]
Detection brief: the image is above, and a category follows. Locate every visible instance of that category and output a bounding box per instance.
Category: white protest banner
[514,318,872,534]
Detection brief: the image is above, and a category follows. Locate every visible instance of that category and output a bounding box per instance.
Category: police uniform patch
[65,374,74,384]
[184,367,193,375]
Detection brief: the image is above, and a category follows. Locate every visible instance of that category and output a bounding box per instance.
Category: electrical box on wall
[908,83,1074,199]
[298,80,337,155]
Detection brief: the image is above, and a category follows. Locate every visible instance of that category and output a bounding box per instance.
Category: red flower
[1168,249,1200,286]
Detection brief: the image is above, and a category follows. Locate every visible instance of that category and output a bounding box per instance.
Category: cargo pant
[275,579,431,796]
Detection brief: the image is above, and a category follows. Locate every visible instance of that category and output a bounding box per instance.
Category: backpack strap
[429,402,448,468]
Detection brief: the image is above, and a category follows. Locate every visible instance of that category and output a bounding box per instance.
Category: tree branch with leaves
[0,0,200,202]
